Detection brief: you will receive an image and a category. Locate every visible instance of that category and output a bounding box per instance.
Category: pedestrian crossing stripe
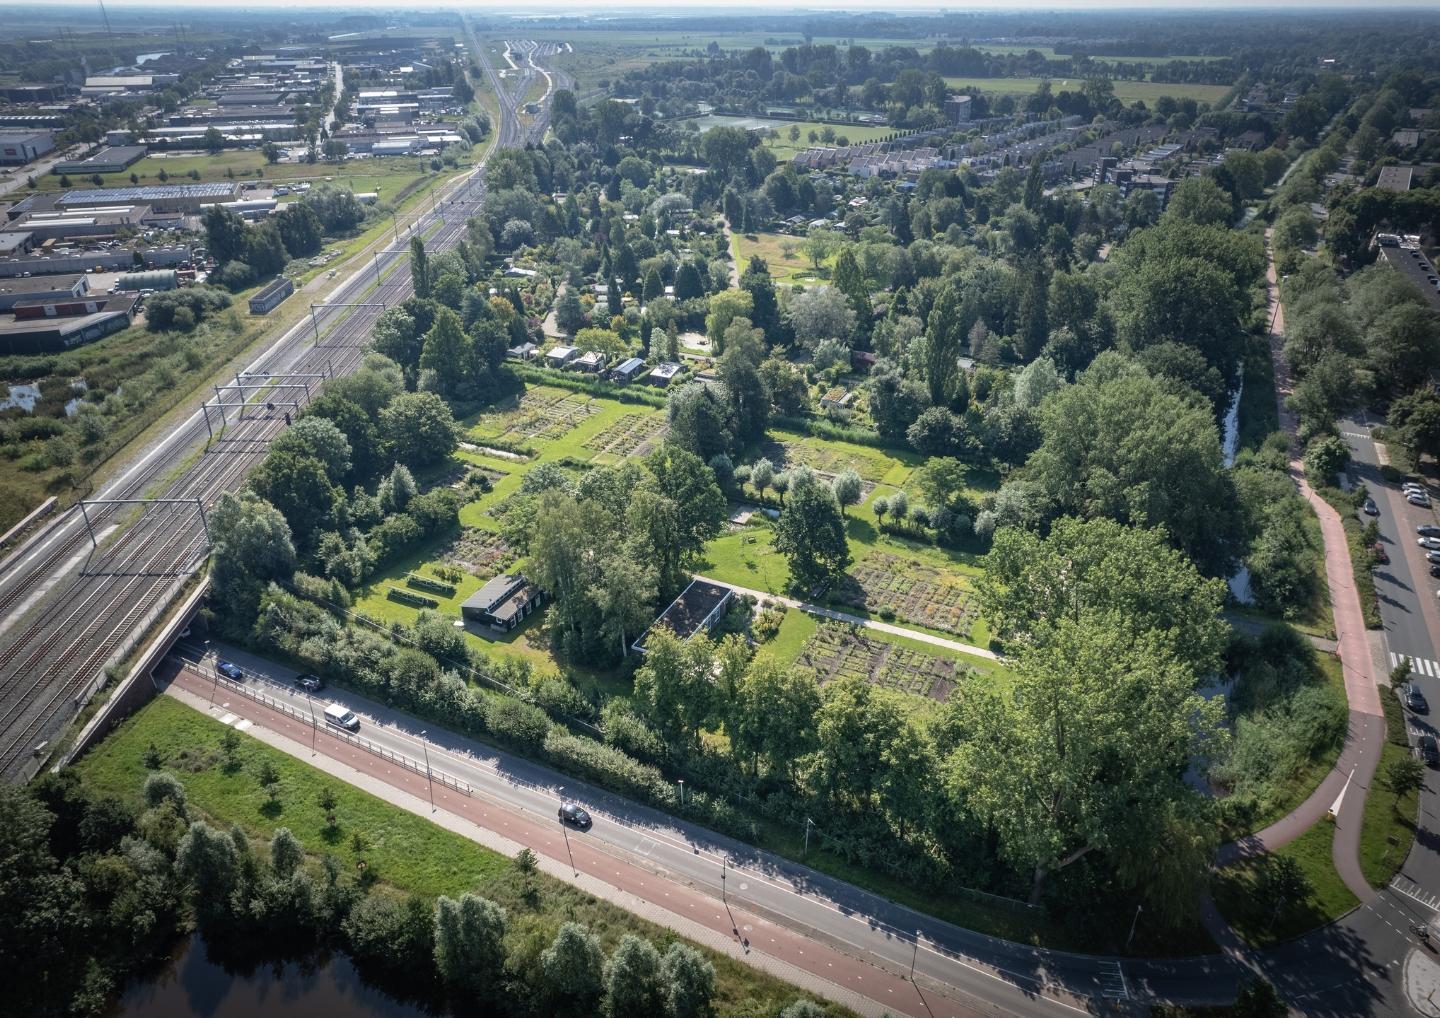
[1391,877,1440,912]
[1391,652,1440,678]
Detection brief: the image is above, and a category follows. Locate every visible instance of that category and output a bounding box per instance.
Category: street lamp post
[677,778,685,806]
[722,857,738,938]
[307,693,317,755]
[1126,903,1144,950]
[419,730,435,812]
[803,817,813,857]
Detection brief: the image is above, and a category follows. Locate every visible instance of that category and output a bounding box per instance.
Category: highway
[0,33,556,782]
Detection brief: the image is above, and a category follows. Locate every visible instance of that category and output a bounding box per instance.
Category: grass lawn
[760,121,895,159]
[1213,820,1359,947]
[32,148,462,206]
[941,75,1232,106]
[76,696,855,1017]
[1360,690,1421,888]
[729,231,832,287]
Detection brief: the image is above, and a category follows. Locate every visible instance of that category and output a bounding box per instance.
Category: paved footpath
[1218,230,1385,904]
[164,666,1090,1018]
[695,575,999,661]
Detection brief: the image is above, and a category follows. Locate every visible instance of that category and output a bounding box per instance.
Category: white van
[322,703,360,731]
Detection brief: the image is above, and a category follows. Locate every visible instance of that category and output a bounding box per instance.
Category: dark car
[1404,683,1430,713]
[1422,734,1440,768]
[1373,543,1390,565]
[216,660,243,680]
[1431,563,1440,578]
[558,802,592,829]
[295,673,324,693]
[1363,498,1380,516]
[1420,525,1440,538]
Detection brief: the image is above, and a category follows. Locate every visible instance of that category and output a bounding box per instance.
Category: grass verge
[1359,688,1421,888]
[75,695,855,1017]
[1213,821,1359,947]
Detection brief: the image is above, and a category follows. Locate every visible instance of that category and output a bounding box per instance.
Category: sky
[25,0,1440,8]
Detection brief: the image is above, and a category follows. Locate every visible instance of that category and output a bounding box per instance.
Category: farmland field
[941,75,1232,105]
[832,550,979,637]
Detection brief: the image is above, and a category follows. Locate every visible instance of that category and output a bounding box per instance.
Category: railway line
[0,32,548,781]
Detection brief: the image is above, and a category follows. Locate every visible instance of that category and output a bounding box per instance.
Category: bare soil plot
[831,551,976,636]
[796,621,960,701]
[583,412,668,458]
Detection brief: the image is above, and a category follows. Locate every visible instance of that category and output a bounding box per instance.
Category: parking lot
[1379,243,1440,312]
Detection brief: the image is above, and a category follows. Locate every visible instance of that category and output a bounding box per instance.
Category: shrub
[406,573,456,597]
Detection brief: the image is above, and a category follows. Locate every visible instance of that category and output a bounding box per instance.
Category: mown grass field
[759,121,895,159]
[75,695,855,1017]
[941,75,1232,106]
[729,231,834,286]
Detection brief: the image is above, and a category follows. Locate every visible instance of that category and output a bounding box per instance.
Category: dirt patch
[473,389,600,443]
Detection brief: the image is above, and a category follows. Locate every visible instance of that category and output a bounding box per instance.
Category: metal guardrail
[193,663,472,797]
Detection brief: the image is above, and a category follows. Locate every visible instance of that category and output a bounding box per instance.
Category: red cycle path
[166,664,1102,1018]
[1219,231,1384,904]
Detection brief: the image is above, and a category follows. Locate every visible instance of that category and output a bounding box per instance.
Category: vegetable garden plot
[796,621,960,701]
[832,551,975,635]
[583,413,668,458]
[754,439,883,497]
[475,389,600,443]
[440,529,515,579]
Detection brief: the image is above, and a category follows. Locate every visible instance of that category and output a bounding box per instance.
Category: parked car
[216,660,243,680]
[1410,492,1433,507]
[294,673,324,693]
[1404,683,1429,713]
[558,802,592,829]
[1421,734,1440,768]
[1427,550,1440,564]
[1363,497,1380,516]
[1430,562,1440,578]
[1418,525,1440,537]
[1420,537,1440,550]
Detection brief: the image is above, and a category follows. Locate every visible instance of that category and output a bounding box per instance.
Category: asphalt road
[171,639,1440,1017]
[1342,413,1440,931]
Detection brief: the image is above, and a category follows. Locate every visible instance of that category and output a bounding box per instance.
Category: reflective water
[1221,375,1255,605]
[117,936,429,1018]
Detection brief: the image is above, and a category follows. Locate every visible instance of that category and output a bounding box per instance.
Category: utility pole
[419,729,435,811]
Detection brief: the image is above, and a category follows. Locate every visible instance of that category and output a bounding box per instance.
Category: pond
[117,935,429,1018]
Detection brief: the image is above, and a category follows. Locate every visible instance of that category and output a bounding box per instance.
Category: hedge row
[406,573,456,597]
[387,587,438,609]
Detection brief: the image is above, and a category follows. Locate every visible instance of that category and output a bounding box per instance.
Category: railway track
[0,43,532,780]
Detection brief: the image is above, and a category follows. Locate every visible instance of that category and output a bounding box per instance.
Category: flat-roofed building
[0,130,54,166]
[57,182,241,214]
[0,294,133,354]
[0,273,88,311]
[632,578,734,653]
[1377,165,1415,193]
[53,146,147,175]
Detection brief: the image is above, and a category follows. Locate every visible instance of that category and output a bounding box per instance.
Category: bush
[484,697,550,748]
[144,286,233,332]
